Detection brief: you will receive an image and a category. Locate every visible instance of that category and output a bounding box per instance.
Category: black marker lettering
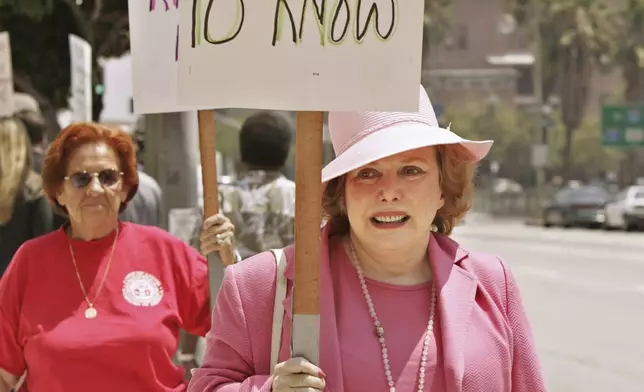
[190,0,198,48]
[272,0,298,46]
[204,0,246,45]
[356,0,396,42]
[299,0,326,41]
[175,25,179,61]
[330,0,350,43]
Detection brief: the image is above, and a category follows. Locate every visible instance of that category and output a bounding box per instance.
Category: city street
[453,216,644,392]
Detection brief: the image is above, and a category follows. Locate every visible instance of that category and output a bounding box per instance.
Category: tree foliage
[423,0,452,61]
[445,103,536,186]
[446,102,626,186]
[506,0,622,181]
[618,0,644,102]
[0,0,129,134]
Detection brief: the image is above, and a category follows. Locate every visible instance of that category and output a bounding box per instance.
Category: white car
[603,185,644,231]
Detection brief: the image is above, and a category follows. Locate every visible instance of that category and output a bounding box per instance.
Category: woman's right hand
[271,357,326,391]
[198,213,237,265]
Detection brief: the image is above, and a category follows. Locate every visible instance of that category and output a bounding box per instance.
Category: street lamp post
[490,160,500,214]
[531,0,548,223]
[142,112,200,230]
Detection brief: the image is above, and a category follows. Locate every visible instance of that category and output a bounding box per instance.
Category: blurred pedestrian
[191,111,295,260]
[116,124,163,227]
[119,169,163,227]
[0,122,235,392]
[12,93,48,174]
[0,116,52,278]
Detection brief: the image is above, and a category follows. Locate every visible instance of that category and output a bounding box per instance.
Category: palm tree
[544,0,620,180]
[615,0,644,185]
[620,0,644,102]
[507,0,620,180]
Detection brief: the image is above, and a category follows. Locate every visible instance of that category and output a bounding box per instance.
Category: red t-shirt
[0,222,211,392]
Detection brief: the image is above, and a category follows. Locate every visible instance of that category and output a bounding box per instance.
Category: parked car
[543,186,610,228]
[603,185,644,231]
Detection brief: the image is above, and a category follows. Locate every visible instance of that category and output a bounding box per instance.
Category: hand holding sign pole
[197,109,234,307]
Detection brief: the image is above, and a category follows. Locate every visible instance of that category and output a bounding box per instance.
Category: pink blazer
[189,225,546,392]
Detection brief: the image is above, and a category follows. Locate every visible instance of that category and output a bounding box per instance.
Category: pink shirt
[331,237,446,391]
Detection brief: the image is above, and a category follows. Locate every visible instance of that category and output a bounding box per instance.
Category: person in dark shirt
[118,128,163,227]
[119,170,163,227]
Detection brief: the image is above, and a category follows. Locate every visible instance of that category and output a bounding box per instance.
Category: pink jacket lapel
[430,235,478,392]
[281,224,345,392]
[279,229,478,392]
[318,225,345,392]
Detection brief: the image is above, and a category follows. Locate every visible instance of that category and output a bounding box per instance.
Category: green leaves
[0,0,129,123]
[422,0,452,61]
[0,0,55,21]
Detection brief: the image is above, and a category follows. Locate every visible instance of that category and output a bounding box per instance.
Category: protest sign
[128,0,212,113]
[0,32,14,118]
[69,34,93,122]
[177,0,424,112]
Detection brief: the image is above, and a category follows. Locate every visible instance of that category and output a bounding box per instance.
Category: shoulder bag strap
[269,248,288,374]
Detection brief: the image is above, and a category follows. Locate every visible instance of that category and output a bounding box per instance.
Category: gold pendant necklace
[67,226,119,319]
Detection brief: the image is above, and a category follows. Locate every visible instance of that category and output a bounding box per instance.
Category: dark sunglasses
[64,169,124,189]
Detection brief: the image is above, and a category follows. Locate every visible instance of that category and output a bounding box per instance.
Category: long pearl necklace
[347,240,437,392]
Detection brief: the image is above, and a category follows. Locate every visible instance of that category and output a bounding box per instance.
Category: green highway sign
[601,105,644,147]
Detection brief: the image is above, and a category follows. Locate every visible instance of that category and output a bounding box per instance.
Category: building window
[515,66,534,95]
[516,30,529,49]
[446,24,468,50]
[489,79,505,90]
[455,25,468,50]
[445,79,464,90]
[470,79,485,89]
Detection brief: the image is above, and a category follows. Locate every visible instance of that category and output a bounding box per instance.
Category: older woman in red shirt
[0,123,235,392]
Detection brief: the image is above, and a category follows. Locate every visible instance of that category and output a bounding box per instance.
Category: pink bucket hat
[321,85,494,183]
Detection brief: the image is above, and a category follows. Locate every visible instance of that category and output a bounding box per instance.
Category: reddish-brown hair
[42,122,139,214]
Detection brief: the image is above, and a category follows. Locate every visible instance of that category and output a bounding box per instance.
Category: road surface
[453,217,644,392]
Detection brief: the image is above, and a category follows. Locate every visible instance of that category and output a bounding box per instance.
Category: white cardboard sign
[0,32,14,118]
[128,0,211,114]
[69,34,93,122]
[177,0,424,112]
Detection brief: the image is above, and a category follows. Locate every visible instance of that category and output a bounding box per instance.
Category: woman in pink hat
[190,86,546,392]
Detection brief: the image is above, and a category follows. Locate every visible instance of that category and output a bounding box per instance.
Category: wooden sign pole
[292,111,324,365]
[196,107,324,365]
[196,109,231,307]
